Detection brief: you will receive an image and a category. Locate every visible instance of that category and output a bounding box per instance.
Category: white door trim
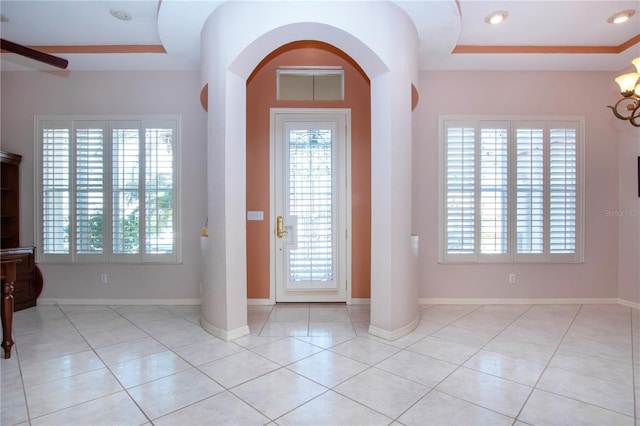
[269,108,352,304]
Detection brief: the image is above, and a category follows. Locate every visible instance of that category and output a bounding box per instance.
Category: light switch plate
[247,211,264,221]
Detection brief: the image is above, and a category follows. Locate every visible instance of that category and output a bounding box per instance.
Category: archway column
[368,71,420,339]
[200,70,250,341]
[199,1,420,341]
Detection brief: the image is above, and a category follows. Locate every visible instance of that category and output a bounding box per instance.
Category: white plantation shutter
[145,126,175,257]
[112,125,141,256]
[440,116,583,263]
[549,126,577,254]
[479,125,508,256]
[516,127,544,255]
[444,124,475,259]
[41,125,71,255]
[36,116,180,264]
[75,124,105,256]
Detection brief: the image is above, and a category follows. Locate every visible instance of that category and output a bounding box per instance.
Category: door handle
[277,215,285,238]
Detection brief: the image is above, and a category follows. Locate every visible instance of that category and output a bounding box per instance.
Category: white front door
[271,109,350,302]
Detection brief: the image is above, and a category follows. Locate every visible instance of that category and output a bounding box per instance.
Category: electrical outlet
[509,273,516,284]
[100,273,108,284]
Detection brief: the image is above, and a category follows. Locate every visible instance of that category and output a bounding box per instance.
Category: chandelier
[608,57,640,127]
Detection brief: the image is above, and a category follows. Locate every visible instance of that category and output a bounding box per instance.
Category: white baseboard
[247,298,275,306]
[200,317,250,342]
[617,298,640,310]
[36,296,639,310]
[418,297,624,306]
[368,313,419,341]
[247,298,369,305]
[38,298,201,306]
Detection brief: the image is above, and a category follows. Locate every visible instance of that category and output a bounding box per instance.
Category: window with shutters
[439,116,583,263]
[36,116,180,264]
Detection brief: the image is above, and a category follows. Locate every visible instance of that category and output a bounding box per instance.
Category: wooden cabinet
[0,151,21,250]
[0,151,39,311]
[1,247,36,311]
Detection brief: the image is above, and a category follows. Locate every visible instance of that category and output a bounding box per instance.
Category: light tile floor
[1,303,639,426]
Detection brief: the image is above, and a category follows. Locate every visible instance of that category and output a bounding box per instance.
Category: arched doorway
[199,2,419,341]
[246,41,371,304]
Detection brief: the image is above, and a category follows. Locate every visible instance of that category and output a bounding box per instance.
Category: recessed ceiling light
[607,9,635,24]
[485,10,508,25]
[109,7,132,21]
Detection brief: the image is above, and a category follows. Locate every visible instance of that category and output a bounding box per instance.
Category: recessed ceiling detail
[0,0,639,72]
[453,34,640,55]
[109,8,132,21]
[485,10,508,25]
[607,9,636,24]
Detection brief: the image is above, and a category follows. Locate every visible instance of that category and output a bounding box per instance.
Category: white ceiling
[0,0,639,72]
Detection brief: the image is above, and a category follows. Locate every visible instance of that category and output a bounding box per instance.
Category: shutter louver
[145,128,174,255]
[76,127,104,254]
[445,126,475,255]
[112,128,140,254]
[549,127,577,253]
[516,128,544,254]
[479,127,508,254]
[42,128,71,254]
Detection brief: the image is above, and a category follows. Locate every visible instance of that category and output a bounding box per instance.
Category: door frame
[269,108,352,304]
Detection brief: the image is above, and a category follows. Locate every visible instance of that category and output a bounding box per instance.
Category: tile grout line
[67,305,220,424]
[510,303,584,424]
[402,304,626,423]
[531,305,639,420]
[16,304,320,425]
[12,333,33,426]
[63,304,156,426]
[390,304,518,423]
[260,304,397,424]
[78,305,256,425]
[22,304,103,424]
[11,303,636,425]
[16,305,148,425]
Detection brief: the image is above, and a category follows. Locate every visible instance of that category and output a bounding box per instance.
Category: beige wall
[617,127,640,304]
[1,67,636,304]
[413,70,636,303]
[246,42,372,300]
[0,70,207,301]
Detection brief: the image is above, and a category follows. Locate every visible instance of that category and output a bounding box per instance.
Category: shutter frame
[36,115,181,264]
[439,115,584,264]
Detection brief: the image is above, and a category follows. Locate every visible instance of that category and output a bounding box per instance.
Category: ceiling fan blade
[1,38,68,69]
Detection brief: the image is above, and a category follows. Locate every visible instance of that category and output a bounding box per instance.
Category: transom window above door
[277,68,344,101]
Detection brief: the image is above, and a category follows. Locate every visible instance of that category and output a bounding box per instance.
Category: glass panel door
[285,126,336,289]
[273,110,348,302]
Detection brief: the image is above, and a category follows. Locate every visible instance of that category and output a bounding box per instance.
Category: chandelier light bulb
[608,57,640,127]
[615,73,640,97]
